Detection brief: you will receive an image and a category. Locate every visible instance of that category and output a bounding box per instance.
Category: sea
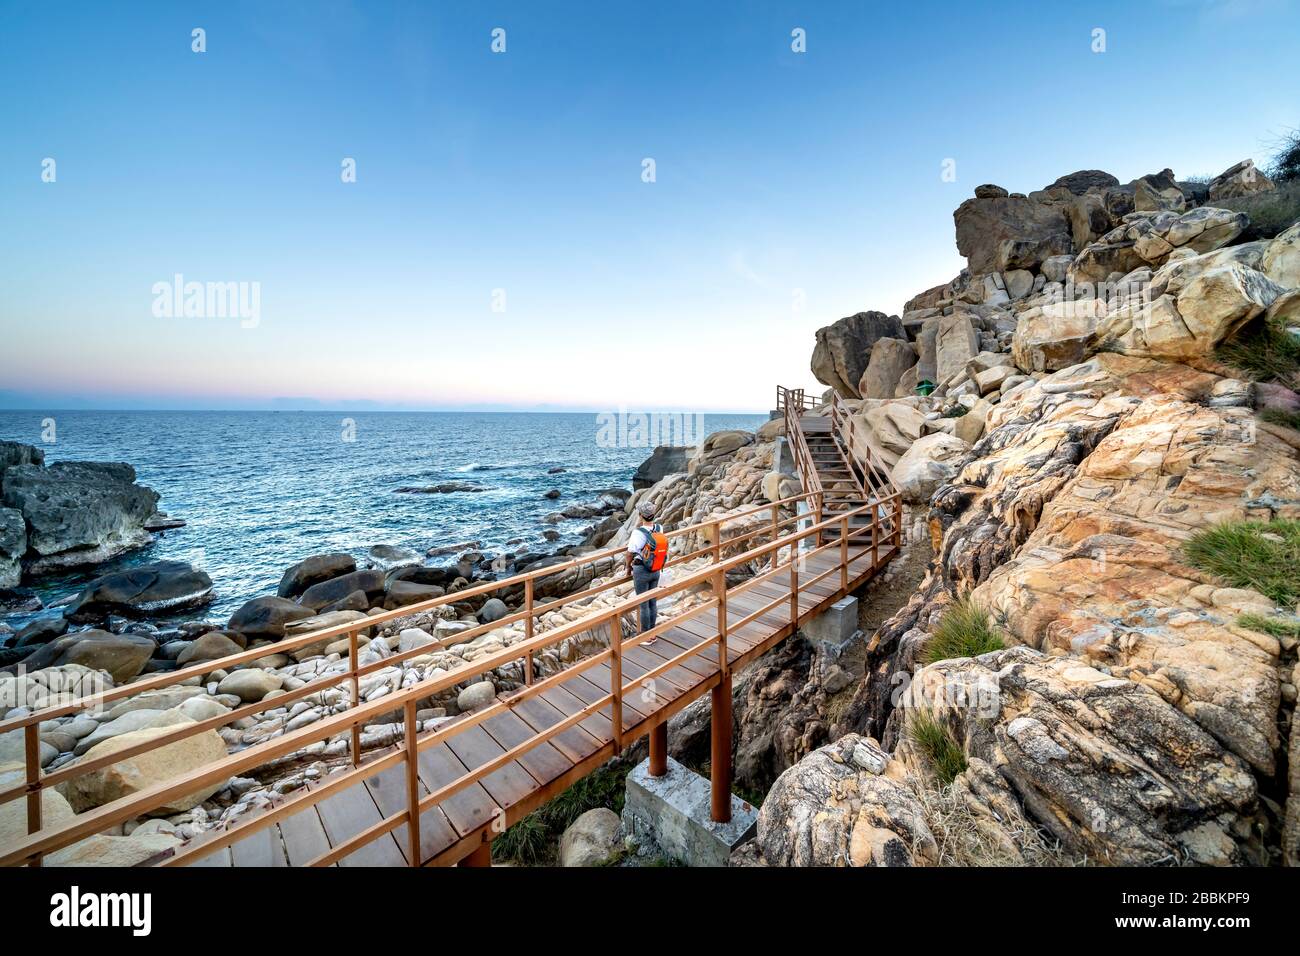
[0,410,765,622]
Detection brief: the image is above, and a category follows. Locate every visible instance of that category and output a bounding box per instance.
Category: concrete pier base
[621,758,757,867]
[801,595,860,655]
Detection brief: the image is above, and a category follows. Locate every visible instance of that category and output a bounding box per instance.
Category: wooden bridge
[0,387,900,867]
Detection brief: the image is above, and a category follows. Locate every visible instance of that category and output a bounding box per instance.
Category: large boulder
[688,431,754,474]
[12,630,155,683]
[953,194,1072,274]
[1208,158,1275,203]
[60,719,227,814]
[284,609,371,661]
[46,831,182,867]
[0,441,44,470]
[384,580,445,610]
[891,433,970,504]
[1071,206,1247,283]
[277,552,356,599]
[226,596,316,641]
[216,668,283,703]
[297,569,386,611]
[1095,259,1284,361]
[934,313,980,384]
[366,544,422,571]
[811,312,907,398]
[1261,221,1300,289]
[1067,192,1114,251]
[73,707,191,756]
[847,400,927,471]
[633,446,690,489]
[1132,168,1186,212]
[752,734,937,866]
[558,807,622,866]
[857,338,917,399]
[0,462,160,574]
[1011,298,1108,373]
[13,615,68,648]
[175,631,243,666]
[1,761,74,837]
[0,507,24,588]
[915,317,940,383]
[1045,169,1120,196]
[65,561,213,623]
[901,649,1258,864]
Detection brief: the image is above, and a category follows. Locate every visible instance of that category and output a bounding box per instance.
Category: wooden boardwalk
[0,384,901,869]
[179,540,897,867]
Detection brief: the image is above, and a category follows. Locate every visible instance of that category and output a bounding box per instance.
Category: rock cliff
[756,155,1300,867]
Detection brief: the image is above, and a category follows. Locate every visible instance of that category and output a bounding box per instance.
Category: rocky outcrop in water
[0,443,176,580]
[66,561,214,624]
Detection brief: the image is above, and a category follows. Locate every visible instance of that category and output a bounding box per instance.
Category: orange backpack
[638,523,669,572]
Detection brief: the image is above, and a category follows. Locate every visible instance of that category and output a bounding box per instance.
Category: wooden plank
[364,759,458,865]
[278,796,334,867]
[481,710,575,787]
[623,643,699,692]
[565,662,650,722]
[444,723,543,811]
[229,824,289,868]
[314,782,407,867]
[608,654,679,712]
[187,844,232,867]
[539,683,613,744]
[417,743,502,837]
[512,692,604,763]
[635,628,712,678]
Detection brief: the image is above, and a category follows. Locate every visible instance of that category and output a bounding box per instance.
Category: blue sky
[2,0,1297,412]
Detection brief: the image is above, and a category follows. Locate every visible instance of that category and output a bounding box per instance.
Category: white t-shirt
[626,523,658,557]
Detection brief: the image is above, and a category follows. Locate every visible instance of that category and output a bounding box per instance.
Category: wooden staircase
[776,386,901,548]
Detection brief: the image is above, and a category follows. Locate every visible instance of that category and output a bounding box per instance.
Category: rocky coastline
[4,147,1299,869]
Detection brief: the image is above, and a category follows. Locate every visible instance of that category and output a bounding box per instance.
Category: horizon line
[0,405,771,416]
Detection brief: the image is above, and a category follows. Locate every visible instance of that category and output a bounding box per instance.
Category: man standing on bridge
[626,500,669,642]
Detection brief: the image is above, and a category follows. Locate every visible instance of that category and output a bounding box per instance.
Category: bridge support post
[460,842,492,867]
[649,722,668,777]
[710,676,732,824]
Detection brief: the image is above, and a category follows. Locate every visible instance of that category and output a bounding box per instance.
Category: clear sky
[2,0,1297,412]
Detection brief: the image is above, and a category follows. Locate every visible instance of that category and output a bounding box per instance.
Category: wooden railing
[0,490,899,868]
[777,386,824,518]
[826,392,896,500]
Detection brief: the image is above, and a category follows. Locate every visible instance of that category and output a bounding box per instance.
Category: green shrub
[1267,128,1300,183]
[924,596,1005,665]
[1260,408,1300,431]
[907,710,967,786]
[1237,613,1300,639]
[1216,317,1300,387]
[492,814,550,865]
[1217,178,1300,241]
[1184,519,1300,606]
[491,760,632,865]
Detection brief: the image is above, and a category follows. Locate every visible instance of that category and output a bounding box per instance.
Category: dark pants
[632,563,660,633]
